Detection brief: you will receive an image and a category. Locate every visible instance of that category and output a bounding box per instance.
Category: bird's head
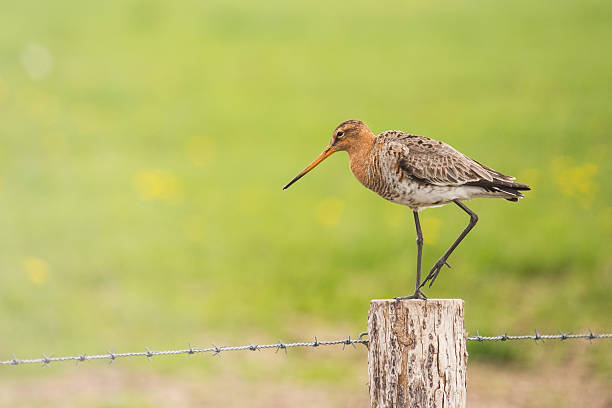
[329,120,372,152]
[283,120,373,190]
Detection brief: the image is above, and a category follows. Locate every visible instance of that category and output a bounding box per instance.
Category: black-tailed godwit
[283,120,530,299]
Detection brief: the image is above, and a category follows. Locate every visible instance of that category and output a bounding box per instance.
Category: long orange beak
[283,145,337,190]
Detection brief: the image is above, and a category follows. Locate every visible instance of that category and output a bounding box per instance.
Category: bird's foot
[395,288,427,301]
[420,259,451,289]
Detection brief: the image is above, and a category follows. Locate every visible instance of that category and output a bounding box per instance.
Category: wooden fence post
[368,299,467,408]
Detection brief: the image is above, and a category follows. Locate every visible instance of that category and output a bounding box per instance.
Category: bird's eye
[337,131,344,138]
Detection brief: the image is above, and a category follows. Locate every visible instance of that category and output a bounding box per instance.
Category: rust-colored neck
[345,131,375,160]
[346,131,376,185]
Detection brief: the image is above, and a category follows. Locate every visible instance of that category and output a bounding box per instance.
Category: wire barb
[312,337,320,348]
[534,330,542,344]
[343,336,356,350]
[145,347,153,362]
[475,330,485,346]
[276,340,287,354]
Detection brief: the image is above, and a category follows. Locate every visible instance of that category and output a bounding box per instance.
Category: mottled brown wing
[388,134,513,186]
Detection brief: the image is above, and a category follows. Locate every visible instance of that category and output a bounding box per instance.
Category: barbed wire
[0,335,368,367]
[2,331,611,367]
[467,330,612,343]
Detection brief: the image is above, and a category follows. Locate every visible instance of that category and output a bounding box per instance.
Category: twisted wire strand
[2,331,611,367]
[0,336,366,367]
[467,331,612,343]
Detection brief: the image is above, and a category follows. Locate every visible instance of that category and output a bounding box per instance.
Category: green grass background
[0,0,611,388]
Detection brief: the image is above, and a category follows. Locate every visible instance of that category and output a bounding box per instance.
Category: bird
[283,120,530,299]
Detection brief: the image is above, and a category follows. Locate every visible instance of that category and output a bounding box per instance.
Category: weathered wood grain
[368,299,467,408]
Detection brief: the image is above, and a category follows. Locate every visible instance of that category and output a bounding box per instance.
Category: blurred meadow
[1,0,611,406]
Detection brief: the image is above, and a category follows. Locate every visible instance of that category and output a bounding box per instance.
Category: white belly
[391,183,491,211]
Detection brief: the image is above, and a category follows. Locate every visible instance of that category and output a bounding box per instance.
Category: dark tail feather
[492,186,525,201]
[466,180,531,201]
[507,182,530,191]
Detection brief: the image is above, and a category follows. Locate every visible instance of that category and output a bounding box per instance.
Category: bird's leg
[412,211,426,296]
[396,210,427,300]
[420,200,478,289]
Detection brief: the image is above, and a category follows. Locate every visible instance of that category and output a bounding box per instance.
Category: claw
[418,276,431,290]
[423,259,451,288]
[427,272,438,287]
[418,259,448,289]
[428,265,444,287]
